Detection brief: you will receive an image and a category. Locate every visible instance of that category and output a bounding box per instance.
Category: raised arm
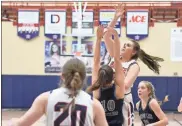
[92,25,104,98]
[107,27,125,99]
[103,4,125,57]
[108,4,125,28]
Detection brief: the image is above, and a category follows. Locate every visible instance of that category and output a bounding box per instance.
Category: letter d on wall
[51,14,60,23]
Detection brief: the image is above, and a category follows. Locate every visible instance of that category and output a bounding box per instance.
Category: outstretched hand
[97,25,104,40]
[114,3,125,18]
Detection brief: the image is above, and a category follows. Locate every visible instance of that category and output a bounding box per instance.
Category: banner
[126,10,149,41]
[171,28,182,61]
[45,10,66,40]
[45,41,61,73]
[72,10,94,35]
[99,10,121,36]
[17,9,39,40]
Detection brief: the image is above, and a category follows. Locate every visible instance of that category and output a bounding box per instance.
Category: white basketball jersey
[46,87,94,126]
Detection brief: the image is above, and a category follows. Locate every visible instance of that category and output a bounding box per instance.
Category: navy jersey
[138,98,160,125]
[98,85,124,126]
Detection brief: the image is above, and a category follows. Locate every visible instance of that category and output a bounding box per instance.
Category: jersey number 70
[54,102,87,126]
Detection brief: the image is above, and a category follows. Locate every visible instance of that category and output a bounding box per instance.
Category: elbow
[178,104,182,112]
[165,117,169,125]
[163,117,169,125]
[11,119,24,126]
[125,84,130,91]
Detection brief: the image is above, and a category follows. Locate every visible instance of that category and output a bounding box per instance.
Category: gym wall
[2,22,182,111]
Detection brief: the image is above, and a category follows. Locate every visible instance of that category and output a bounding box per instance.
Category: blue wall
[2,75,182,111]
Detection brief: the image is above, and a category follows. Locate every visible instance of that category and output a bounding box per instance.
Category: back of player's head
[62,58,86,92]
[86,65,114,93]
[62,58,86,112]
[98,65,114,85]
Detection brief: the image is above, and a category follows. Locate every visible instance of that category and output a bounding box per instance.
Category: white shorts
[122,93,135,126]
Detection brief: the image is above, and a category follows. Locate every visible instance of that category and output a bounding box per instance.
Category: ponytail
[149,85,157,100]
[63,72,82,112]
[86,69,107,93]
[139,49,164,74]
[131,40,164,74]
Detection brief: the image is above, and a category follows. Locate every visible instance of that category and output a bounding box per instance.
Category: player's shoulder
[37,91,51,100]
[149,98,159,107]
[80,90,93,99]
[92,98,102,109]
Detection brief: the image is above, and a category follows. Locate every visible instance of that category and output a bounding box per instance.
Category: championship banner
[72,10,94,35]
[45,10,66,40]
[99,10,121,36]
[45,41,61,73]
[17,9,39,40]
[126,10,149,41]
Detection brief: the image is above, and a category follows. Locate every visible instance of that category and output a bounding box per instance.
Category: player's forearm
[149,118,168,126]
[113,36,120,60]
[93,39,101,64]
[108,15,119,28]
[103,33,114,57]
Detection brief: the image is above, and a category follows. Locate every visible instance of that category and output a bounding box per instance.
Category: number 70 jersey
[46,87,94,126]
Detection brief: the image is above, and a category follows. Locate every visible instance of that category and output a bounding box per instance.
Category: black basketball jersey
[98,84,124,126]
[138,98,160,125]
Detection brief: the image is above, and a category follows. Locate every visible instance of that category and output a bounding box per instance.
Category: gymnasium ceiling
[2,1,182,26]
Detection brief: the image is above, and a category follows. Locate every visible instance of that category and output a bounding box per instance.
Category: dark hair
[131,40,164,74]
[51,43,60,55]
[62,58,86,111]
[86,65,113,93]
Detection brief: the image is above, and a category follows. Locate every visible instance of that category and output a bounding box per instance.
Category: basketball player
[136,81,168,126]
[9,58,108,126]
[102,4,164,126]
[178,97,182,112]
[87,26,125,126]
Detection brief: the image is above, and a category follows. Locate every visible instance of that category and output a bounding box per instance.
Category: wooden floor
[2,109,182,126]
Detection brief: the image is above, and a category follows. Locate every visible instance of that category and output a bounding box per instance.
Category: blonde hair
[61,58,86,111]
[141,81,157,99]
[141,81,169,106]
